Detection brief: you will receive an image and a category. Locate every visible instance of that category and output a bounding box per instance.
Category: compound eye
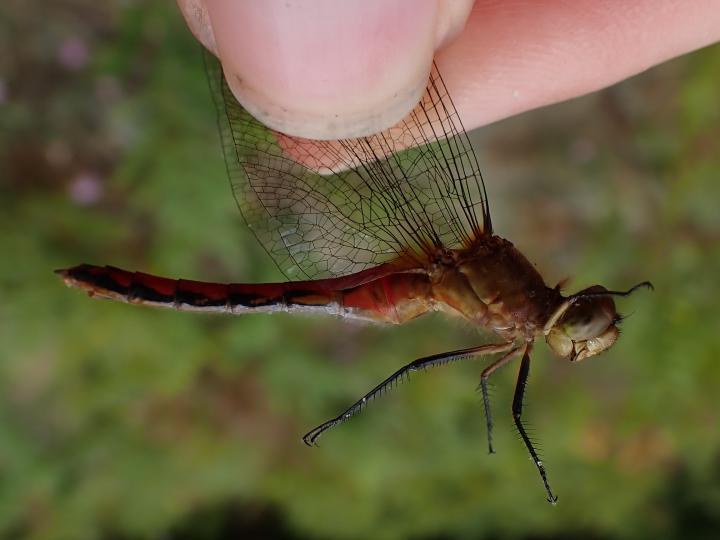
[563,304,615,341]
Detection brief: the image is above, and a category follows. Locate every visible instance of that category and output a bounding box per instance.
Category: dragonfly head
[545,281,653,362]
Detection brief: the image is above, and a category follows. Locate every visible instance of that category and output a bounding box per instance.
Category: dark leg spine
[512,345,558,504]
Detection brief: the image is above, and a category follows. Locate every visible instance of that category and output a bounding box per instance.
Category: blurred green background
[2,2,719,539]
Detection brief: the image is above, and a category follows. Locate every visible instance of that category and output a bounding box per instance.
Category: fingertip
[209,0,437,139]
[180,0,474,139]
[176,0,217,54]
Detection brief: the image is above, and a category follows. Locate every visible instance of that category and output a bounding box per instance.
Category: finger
[437,0,720,132]
[177,0,475,139]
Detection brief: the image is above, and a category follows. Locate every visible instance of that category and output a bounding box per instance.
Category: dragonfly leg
[512,344,558,504]
[479,347,522,454]
[303,342,514,447]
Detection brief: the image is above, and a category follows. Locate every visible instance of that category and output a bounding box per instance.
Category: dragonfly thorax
[430,236,564,342]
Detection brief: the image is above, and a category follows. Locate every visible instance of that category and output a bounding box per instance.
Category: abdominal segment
[56,263,435,324]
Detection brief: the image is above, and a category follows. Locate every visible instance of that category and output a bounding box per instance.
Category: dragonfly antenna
[569,281,654,302]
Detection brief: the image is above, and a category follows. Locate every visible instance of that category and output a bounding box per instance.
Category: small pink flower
[69,173,103,205]
[58,37,89,70]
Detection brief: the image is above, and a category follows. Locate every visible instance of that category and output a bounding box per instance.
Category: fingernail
[202,0,471,139]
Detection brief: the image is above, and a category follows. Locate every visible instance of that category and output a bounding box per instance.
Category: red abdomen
[56,262,434,324]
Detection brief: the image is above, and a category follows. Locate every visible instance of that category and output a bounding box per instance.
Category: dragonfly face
[545,285,620,362]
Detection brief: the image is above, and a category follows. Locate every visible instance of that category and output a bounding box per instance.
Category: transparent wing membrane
[206,53,491,279]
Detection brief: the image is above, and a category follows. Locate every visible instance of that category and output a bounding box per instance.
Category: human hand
[178,0,720,140]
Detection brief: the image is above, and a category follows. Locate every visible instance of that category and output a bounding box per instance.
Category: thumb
[177,0,475,139]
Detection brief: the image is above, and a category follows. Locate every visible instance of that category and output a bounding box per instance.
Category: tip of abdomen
[54,263,129,300]
[55,263,97,284]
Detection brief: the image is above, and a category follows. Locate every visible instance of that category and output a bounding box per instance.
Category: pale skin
[177,0,720,140]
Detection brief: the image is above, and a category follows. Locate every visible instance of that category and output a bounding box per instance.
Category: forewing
[207,54,491,279]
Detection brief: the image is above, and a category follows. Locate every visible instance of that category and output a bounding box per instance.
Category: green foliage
[2,2,719,539]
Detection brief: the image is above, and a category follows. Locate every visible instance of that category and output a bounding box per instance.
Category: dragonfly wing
[207,53,491,280]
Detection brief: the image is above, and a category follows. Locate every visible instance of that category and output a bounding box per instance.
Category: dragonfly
[57,53,652,503]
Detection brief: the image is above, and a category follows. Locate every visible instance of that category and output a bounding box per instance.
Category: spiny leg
[479,347,521,454]
[303,342,514,446]
[512,345,558,504]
